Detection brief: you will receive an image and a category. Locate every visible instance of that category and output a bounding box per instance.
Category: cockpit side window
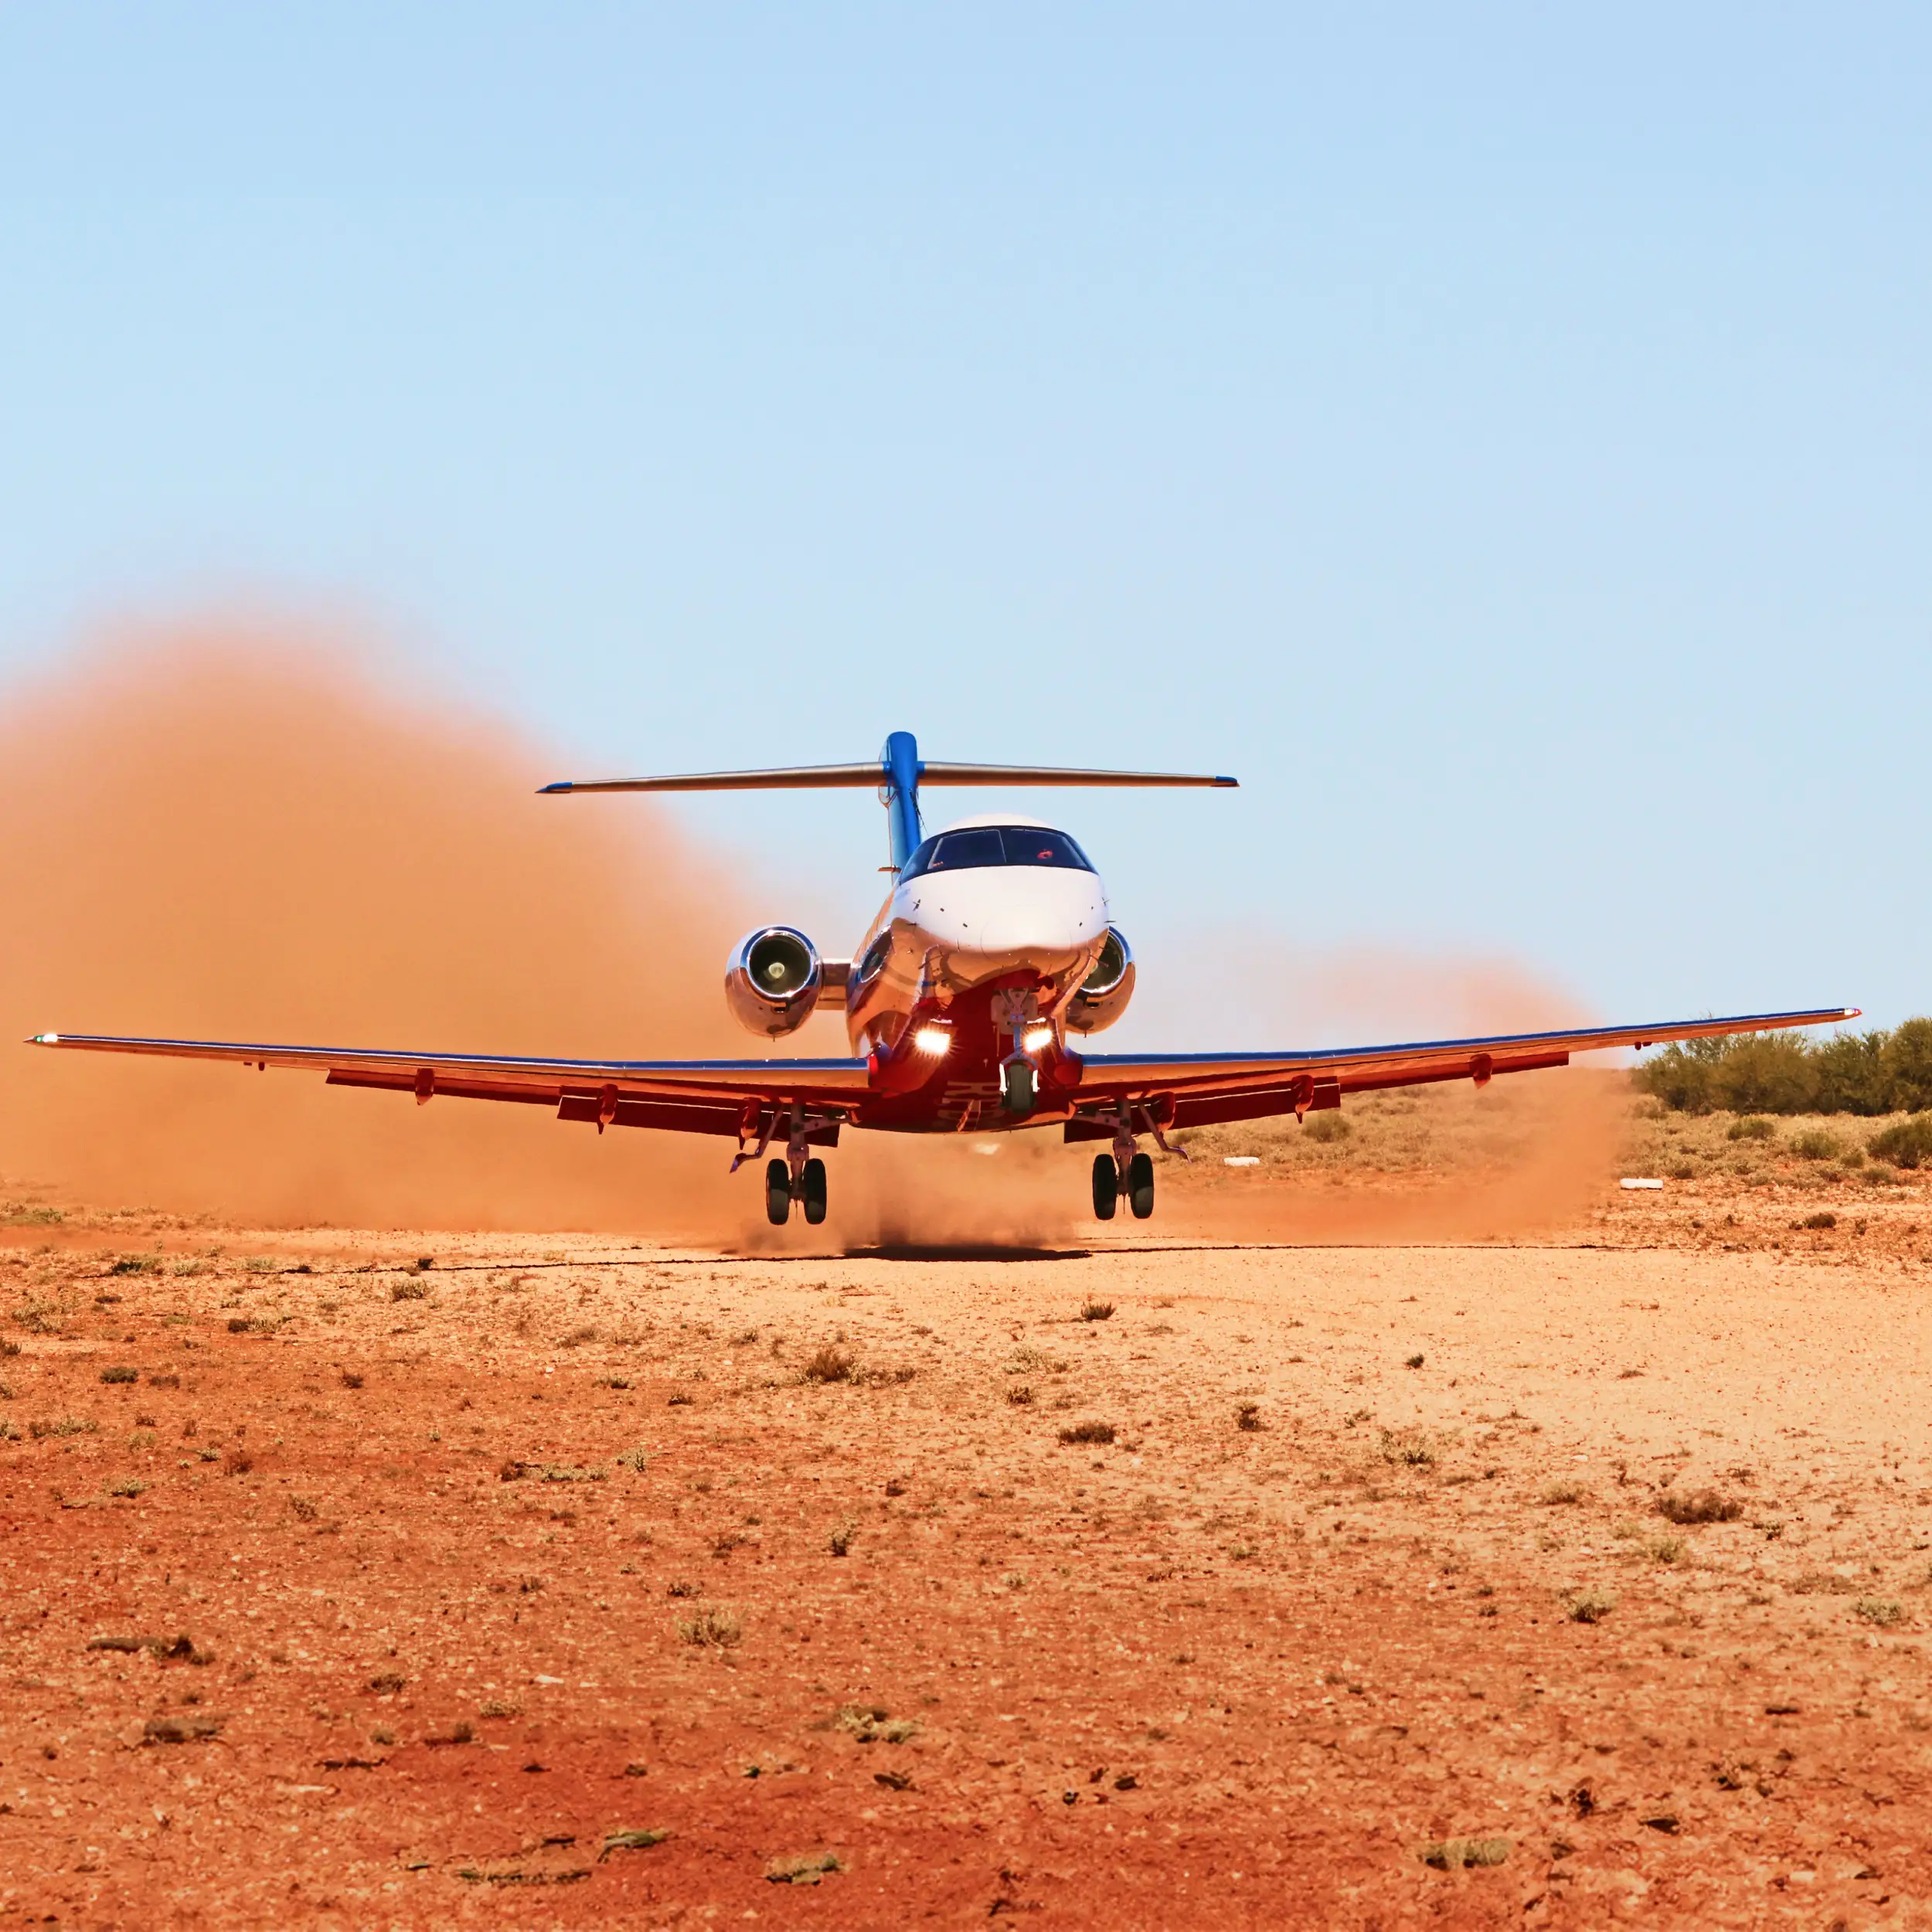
[900,826,1094,880]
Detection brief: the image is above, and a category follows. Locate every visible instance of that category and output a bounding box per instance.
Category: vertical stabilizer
[880,731,923,872]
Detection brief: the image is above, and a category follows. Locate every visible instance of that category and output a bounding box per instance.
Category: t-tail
[540,731,1238,869]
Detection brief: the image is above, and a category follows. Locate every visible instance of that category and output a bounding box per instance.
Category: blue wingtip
[1214,776,1240,787]
[537,782,573,794]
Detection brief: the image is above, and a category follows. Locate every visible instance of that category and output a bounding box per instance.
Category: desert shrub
[1079,1299,1114,1322]
[1566,1588,1616,1624]
[766,1851,842,1885]
[1006,1345,1063,1374]
[1539,1481,1587,1506]
[1058,1420,1117,1446]
[1656,1488,1742,1525]
[1379,1429,1435,1468]
[1870,1114,1932,1170]
[1883,1019,1932,1114]
[1235,1402,1262,1432]
[1812,1030,1893,1114]
[1636,1020,1932,1115]
[1789,1570,1856,1595]
[1854,1597,1906,1628]
[1799,1211,1837,1230]
[1727,1116,1777,1142]
[1420,1838,1510,1870]
[390,1282,428,1303]
[800,1345,855,1384]
[828,1522,855,1557]
[677,1605,743,1648]
[1304,1112,1352,1144]
[1006,1385,1036,1407]
[99,1366,138,1385]
[1791,1130,1841,1161]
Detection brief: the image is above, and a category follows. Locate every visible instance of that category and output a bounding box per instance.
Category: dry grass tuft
[1656,1488,1743,1526]
[1420,1838,1510,1870]
[800,1345,856,1385]
[1079,1299,1115,1322]
[1566,1588,1617,1624]
[1539,1481,1588,1506]
[1855,1597,1906,1627]
[1236,1402,1263,1432]
[1379,1429,1436,1468]
[676,1605,743,1648]
[765,1850,842,1886]
[1058,1420,1117,1446]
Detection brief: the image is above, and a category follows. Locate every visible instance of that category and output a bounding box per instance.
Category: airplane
[30,730,1853,1229]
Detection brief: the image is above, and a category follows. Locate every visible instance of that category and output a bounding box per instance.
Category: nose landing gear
[1001,1058,1037,1117]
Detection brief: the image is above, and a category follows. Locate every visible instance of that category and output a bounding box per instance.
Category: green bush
[1883,1019,1932,1114]
[1869,1114,1932,1170]
[1637,1019,1932,1116]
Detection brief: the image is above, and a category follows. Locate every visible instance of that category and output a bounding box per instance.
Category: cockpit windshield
[901,825,1094,881]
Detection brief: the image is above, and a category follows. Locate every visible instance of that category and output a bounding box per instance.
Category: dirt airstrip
[2,1144,1931,1931]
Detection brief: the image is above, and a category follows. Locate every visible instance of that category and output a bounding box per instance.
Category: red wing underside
[1063,1007,1855,1137]
[29,1006,1854,1142]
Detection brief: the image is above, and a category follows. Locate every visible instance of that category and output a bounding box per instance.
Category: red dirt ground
[4,1164,1932,1928]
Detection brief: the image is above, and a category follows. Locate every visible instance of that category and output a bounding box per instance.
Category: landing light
[1022,1024,1054,1053]
[913,1026,951,1056]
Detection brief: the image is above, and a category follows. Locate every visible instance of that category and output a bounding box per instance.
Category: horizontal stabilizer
[917,764,1235,788]
[539,760,1236,795]
[539,763,886,794]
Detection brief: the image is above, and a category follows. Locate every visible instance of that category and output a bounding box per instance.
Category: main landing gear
[1091,1148,1155,1221]
[741,1104,832,1226]
[765,1155,828,1226]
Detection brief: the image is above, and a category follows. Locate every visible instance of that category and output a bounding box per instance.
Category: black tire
[1128,1150,1155,1220]
[765,1157,792,1226]
[1091,1153,1118,1221]
[1002,1059,1036,1116]
[801,1156,828,1226]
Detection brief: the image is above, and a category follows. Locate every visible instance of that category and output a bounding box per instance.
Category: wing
[27,1032,869,1141]
[1067,1006,1857,1135]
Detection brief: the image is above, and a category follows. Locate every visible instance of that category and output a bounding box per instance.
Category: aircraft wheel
[1002,1060,1036,1116]
[801,1156,828,1225]
[764,1158,792,1226]
[1091,1152,1118,1221]
[1128,1150,1155,1220]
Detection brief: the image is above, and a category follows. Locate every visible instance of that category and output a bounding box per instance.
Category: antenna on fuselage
[540,735,1237,871]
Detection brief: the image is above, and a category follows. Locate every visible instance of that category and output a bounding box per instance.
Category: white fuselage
[843,815,1112,1059]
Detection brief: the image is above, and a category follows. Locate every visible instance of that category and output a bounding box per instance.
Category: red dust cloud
[0,621,1620,1246]
[0,622,764,1234]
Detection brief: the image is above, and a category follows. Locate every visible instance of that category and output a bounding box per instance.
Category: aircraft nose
[906,867,1107,951]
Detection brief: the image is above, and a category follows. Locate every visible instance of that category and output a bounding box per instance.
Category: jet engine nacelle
[726,926,825,1038]
[1066,926,1135,1034]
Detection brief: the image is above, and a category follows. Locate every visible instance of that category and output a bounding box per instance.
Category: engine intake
[1066,926,1134,1034]
[726,926,824,1038]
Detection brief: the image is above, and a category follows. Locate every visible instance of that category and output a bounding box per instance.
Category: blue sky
[2,5,1926,1037]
